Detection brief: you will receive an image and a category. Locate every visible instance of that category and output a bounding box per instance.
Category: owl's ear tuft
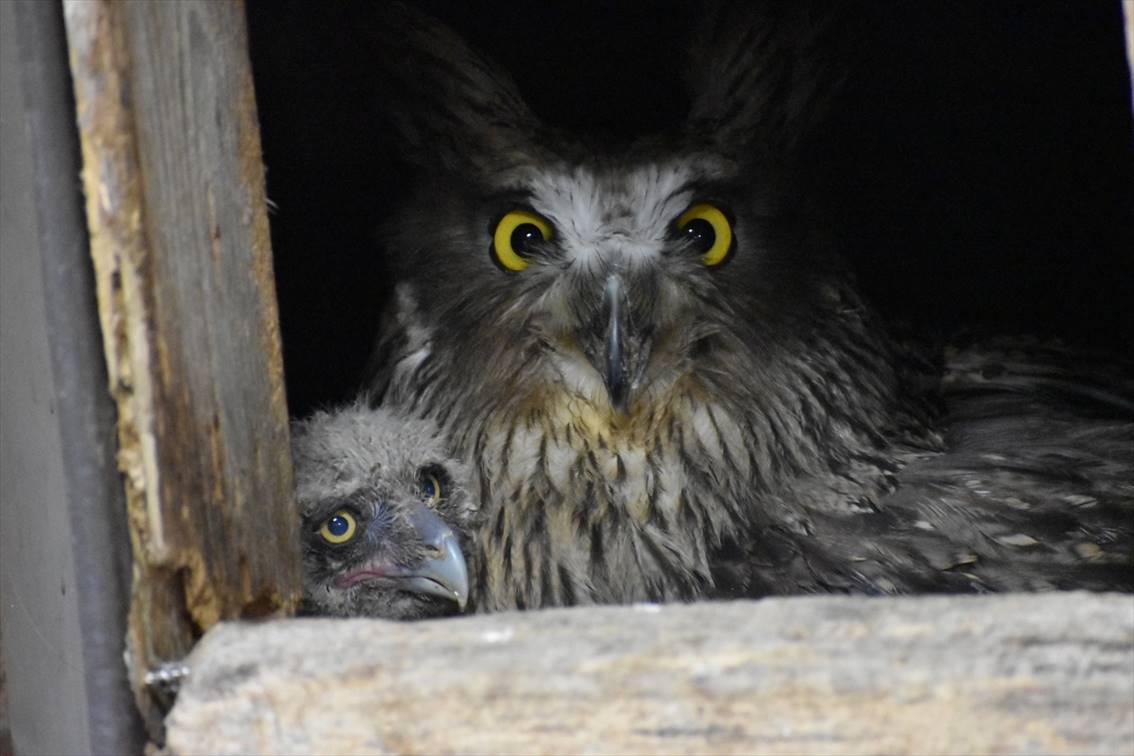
[361,2,547,177]
[684,1,857,158]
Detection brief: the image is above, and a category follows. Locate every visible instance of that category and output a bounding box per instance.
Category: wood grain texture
[166,593,1134,756]
[63,0,299,739]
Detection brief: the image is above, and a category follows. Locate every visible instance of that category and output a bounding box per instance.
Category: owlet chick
[291,402,477,619]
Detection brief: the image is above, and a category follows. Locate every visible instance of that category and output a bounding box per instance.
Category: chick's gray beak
[403,503,469,610]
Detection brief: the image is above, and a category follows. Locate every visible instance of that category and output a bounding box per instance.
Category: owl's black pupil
[327,516,349,536]
[684,218,715,252]
[422,479,436,499]
[511,223,543,255]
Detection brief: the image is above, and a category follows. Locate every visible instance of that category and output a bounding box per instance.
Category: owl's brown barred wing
[886,339,1134,591]
[721,340,1134,598]
[940,336,1134,417]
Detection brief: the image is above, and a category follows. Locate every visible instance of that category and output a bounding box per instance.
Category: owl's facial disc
[486,164,738,412]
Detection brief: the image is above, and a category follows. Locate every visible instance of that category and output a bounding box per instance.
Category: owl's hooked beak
[603,275,628,410]
[597,274,647,413]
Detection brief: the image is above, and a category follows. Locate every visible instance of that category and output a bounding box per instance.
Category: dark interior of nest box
[245,0,1134,418]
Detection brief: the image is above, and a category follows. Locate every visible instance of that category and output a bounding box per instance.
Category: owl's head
[291,403,475,618]
[368,3,865,419]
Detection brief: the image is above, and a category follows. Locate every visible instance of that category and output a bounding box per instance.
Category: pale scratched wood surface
[116,0,298,625]
[166,593,1134,755]
[64,0,299,737]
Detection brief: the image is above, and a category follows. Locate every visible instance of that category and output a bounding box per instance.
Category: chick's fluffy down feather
[292,403,478,619]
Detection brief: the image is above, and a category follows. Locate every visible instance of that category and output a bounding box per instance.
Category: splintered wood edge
[63,0,299,741]
[165,592,1134,756]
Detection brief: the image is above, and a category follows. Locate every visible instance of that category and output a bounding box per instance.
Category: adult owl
[363,3,1133,610]
[292,403,475,618]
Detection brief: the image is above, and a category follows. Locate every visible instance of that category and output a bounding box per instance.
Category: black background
[246,1,1134,417]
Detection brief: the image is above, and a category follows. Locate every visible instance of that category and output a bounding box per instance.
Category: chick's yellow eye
[491,210,553,272]
[421,474,443,504]
[319,510,357,545]
[677,203,733,267]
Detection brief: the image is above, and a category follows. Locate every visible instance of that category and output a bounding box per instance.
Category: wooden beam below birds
[165,592,1133,755]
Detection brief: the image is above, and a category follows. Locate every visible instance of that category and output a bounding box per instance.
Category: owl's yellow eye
[677,203,733,267]
[491,210,553,272]
[319,510,358,545]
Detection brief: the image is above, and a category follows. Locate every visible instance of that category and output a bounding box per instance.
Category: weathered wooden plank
[166,593,1134,756]
[63,0,300,738]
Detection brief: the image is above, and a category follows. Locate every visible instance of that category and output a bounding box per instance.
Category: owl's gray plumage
[363,3,1133,611]
[291,403,477,619]
[721,339,1134,597]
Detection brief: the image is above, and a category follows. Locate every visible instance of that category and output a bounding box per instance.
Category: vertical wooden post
[63,0,300,738]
